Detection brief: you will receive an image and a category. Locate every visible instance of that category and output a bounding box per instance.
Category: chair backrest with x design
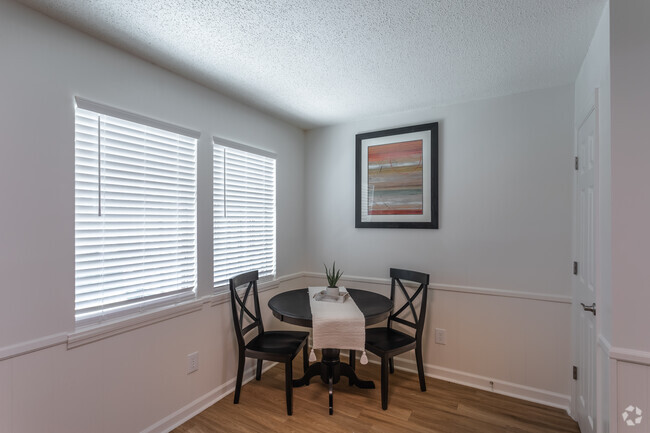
[229,270,264,348]
[387,268,430,341]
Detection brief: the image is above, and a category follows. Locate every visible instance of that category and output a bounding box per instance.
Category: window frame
[74,97,199,325]
[212,137,277,292]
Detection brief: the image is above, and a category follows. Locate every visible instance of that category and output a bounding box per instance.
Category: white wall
[305,86,575,406]
[0,0,306,347]
[0,1,306,432]
[305,86,574,295]
[610,1,650,431]
[610,0,650,356]
[574,4,611,432]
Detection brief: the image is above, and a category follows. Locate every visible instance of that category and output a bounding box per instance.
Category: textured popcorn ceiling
[19,0,606,129]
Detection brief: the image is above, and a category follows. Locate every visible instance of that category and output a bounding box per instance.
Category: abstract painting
[355,122,438,229]
[367,140,423,215]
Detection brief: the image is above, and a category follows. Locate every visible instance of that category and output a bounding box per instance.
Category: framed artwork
[355,122,438,229]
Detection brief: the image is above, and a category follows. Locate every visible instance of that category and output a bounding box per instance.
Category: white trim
[608,346,650,366]
[209,290,231,307]
[210,272,304,307]
[432,283,571,304]
[3,271,569,363]
[72,272,305,348]
[305,272,572,304]
[383,355,572,413]
[262,272,303,289]
[598,333,612,354]
[609,355,618,433]
[141,361,278,433]
[212,135,276,159]
[147,351,572,433]
[0,332,67,361]
[148,354,570,430]
[68,300,206,349]
[74,96,200,139]
[0,273,306,359]
[427,364,572,414]
[596,334,650,368]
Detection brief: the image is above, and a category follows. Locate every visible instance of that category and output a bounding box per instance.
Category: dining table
[268,287,393,414]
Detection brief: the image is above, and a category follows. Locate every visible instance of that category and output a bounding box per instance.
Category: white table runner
[308,287,368,364]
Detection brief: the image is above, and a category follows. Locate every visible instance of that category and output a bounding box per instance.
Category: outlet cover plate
[187,352,199,374]
[435,328,447,345]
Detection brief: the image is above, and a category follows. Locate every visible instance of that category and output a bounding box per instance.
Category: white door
[574,95,598,433]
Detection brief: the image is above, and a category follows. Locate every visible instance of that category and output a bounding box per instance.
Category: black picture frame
[355,122,438,229]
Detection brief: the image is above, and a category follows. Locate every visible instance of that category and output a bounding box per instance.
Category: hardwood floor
[173,354,580,433]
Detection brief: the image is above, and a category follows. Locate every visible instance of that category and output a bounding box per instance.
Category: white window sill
[68,299,207,349]
[68,275,285,350]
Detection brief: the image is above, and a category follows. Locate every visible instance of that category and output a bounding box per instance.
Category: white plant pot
[326,286,340,296]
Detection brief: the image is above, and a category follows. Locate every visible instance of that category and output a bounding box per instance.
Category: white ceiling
[19,0,606,129]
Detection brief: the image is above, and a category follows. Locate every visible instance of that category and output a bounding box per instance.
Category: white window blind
[213,140,276,289]
[74,99,198,324]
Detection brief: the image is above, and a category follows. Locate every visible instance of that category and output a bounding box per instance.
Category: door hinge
[573,261,578,275]
[573,365,578,380]
[575,156,579,171]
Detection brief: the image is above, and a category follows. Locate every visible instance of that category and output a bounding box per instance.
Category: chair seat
[365,327,416,354]
[246,330,309,356]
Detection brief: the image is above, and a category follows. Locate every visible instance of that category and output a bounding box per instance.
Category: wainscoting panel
[0,273,574,432]
[0,274,307,433]
[616,359,650,432]
[302,273,573,412]
[0,360,10,433]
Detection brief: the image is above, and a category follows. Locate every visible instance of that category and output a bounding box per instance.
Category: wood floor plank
[172,354,580,433]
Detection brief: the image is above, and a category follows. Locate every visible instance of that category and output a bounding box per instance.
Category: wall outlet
[187,351,199,374]
[435,328,447,345]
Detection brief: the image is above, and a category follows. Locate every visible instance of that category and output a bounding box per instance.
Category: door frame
[571,88,601,426]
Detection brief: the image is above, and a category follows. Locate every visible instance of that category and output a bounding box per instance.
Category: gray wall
[0,0,306,348]
[305,86,574,297]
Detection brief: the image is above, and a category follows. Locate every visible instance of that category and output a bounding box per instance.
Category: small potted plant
[324,261,343,296]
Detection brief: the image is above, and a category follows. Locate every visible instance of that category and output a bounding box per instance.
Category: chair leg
[389,356,394,374]
[349,350,356,370]
[256,359,263,381]
[415,345,426,391]
[234,353,245,404]
[380,357,389,410]
[303,343,309,373]
[285,361,293,416]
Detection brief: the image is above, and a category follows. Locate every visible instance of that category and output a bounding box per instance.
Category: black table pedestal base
[293,348,374,415]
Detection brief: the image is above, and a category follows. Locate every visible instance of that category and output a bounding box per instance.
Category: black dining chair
[229,270,310,415]
[364,268,430,410]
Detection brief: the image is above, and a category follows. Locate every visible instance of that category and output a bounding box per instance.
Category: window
[213,139,276,289]
[74,98,198,324]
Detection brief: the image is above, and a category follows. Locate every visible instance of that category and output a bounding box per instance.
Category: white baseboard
[349,353,572,414]
[144,352,570,433]
[425,365,571,413]
[141,361,278,433]
[147,351,570,433]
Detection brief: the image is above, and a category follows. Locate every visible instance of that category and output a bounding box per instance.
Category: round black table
[268,288,393,414]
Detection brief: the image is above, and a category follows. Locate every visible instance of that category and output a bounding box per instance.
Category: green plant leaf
[323,261,343,287]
